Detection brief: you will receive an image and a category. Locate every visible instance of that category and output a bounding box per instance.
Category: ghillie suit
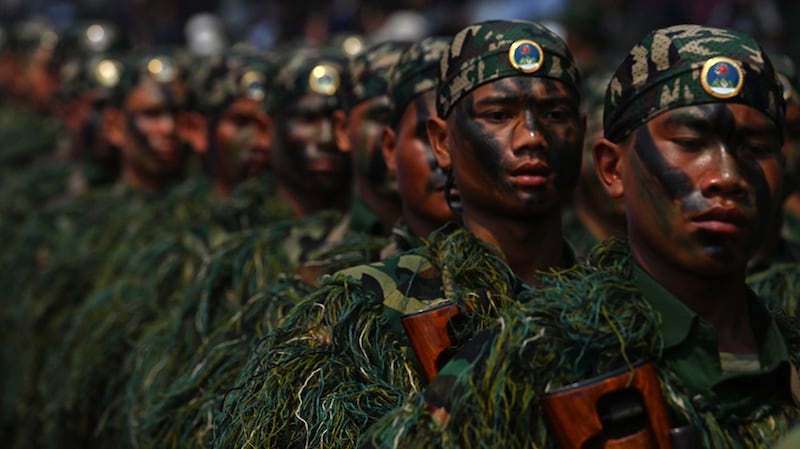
[17,174,289,449]
[363,237,800,449]
[213,224,575,449]
[124,210,395,449]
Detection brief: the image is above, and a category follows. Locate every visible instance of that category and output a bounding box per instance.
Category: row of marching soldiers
[2,15,800,449]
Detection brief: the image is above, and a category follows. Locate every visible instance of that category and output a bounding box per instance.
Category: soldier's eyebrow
[472,94,518,107]
[662,112,715,133]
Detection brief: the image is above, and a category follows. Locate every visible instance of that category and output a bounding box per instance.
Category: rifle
[541,361,675,449]
[401,302,461,382]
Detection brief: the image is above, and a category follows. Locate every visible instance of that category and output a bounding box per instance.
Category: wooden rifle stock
[541,362,673,449]
[401,302,461,382]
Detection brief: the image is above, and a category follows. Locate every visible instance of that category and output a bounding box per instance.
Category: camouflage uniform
[363,25,800,449]
[213,23,581,449]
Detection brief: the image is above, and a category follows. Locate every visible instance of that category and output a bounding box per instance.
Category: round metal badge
[240,70,266,102]
[146,56,179,83]
[308,64,340,96]
[508,39,544,74]
[94,58,122,88]
[700,57,744,99]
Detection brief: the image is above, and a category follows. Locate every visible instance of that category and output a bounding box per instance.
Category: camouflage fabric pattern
[604,24,785,142]
[108,49,188,106]
[186,49,278,113]
[387,36,449,125]
[437,19,580,118]
[55,21,130,100]
[770,52,800,106]
[346,40,410,110]
[267,46,349,113]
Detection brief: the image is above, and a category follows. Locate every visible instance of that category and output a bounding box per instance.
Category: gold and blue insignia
[240,70,266,102]
[308,64,340,96]
[701,57,744,99]
[94,58,122,88]
[146,56,179,83]
[777,73,795,102]
[508,39,544,74]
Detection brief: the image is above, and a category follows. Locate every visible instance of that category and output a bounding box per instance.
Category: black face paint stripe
[454,93,504,181]
[634,125,694,201]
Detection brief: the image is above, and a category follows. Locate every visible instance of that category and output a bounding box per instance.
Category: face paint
[448,77,583,218]
[273,93,350,195]
[627,103,782,270]
[214,97,271,186]
[119,83,186,188]
[394,90,457,228]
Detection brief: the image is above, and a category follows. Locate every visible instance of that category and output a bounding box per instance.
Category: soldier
[52,21,130,191]
[269,44,353,217]
[564,71,626,257]
[292,39,410,283]
[752,52,800,268]
[364,24,800,449]
[380,36,459,241]
[180,49,277,198]
[102,50,190,193]
[215,20,584,449]
[338,40,410,235]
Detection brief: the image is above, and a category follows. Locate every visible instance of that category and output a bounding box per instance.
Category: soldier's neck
[463,210,566,286]
[277,184,349,218]
[121,166,168,193]
[353,177,401,229]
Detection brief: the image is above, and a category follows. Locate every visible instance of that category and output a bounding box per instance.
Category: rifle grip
[402,303,461,382]
[541,362,673,449]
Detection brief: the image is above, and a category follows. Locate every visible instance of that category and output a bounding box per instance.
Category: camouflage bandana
[107,49,186,106]
[770,52,800,106]
[437,19,580,118]
[604,24,785,142]
[187,50,278,113]
[267,46,349,113]
[346,40,410,110]
[387,36,450,125]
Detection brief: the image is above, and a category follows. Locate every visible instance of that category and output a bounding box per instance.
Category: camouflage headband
[346,40,410,110]
[437,19,580,118]
[102,49,186,106]
[187,50,278,113]
[387,36,450,125]
[267,46,349,113]
[604,24,785,142]
[769,52,800,107]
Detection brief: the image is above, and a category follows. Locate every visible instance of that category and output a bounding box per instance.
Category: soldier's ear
[594,135,625,198]
[381,126,397,175]
[332,109,351,152]
[103,107,126,149]
[176,111,209,154]
[427,116,451,170]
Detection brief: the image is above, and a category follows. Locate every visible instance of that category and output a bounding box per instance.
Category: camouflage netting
[362,237,800,449]
[5,173,291,449]
[123,210,396,449]
[213,224,549,449]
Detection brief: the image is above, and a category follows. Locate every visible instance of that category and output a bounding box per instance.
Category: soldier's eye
[229,114,253,127]
[672,138,705,151]
[481,109,512,122]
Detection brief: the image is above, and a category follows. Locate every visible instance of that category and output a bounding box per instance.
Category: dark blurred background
[2,0,799,73]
